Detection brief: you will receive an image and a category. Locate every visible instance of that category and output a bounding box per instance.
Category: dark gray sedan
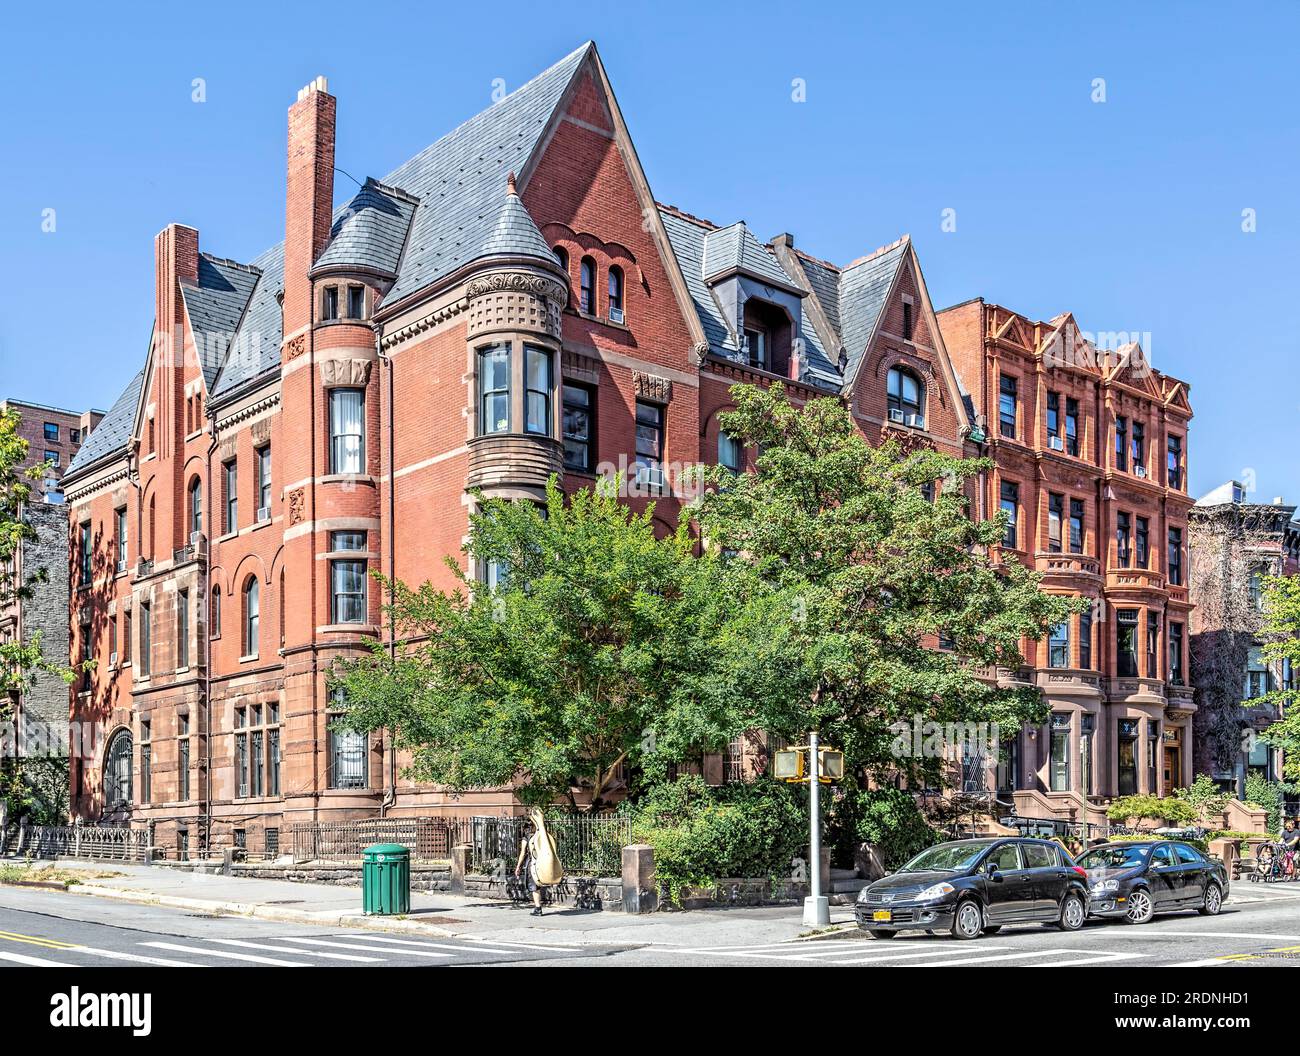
[1076,840,1229,924]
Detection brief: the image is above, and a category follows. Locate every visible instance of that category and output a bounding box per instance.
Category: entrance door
[1163,745,1181,790]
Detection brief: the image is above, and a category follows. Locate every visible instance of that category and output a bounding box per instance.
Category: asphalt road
[2,883,1299,968]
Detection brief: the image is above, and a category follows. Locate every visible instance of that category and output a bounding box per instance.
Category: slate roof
[837,238,909,382]
[379,42,590,305]
[180,254,261,390]
[474,181,556,264]
[659,206,843,390]
[210,242,284,399]
[313,179,418,276]
[701,222,797,290]
[205,42,590,401]
[64,368,145,476]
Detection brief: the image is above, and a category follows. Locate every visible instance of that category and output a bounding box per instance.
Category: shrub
[627,776,805,904]
[1244,774,1290,833]
[1105,833,1208,853]
[1106,794,1197,826]
[826,786,936,871]
[1174,774,1230,818]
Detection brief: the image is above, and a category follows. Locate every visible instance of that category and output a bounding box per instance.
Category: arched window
[211,585,221,638]
[104,729,133,807]
[579,257,596,314]
[243,577,259,657]
[608,265,624,323]
[148,495,156,559]
[553,245,569,283]
[718,430,741,472]
[188,478,202,537]
[887,367,923,423]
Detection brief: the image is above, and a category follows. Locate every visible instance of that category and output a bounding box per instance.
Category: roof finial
[506,171,518,196]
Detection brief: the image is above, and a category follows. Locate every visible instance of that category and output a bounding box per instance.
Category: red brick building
[938,301,1195,827]
[62,42,1192,853]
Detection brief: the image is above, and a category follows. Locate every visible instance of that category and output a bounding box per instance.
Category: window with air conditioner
[634,400,665,489]
[887,367,923,427]
[608,265,624,324]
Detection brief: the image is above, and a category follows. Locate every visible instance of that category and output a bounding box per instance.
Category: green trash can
[362,843,411,915]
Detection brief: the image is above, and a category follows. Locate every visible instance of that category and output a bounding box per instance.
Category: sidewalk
[0,858,856,948]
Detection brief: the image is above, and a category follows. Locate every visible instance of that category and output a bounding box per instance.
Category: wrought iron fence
[286,816,468,863]
[17,823,150,861]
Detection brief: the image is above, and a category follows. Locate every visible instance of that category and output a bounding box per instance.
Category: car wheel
[1124,887,1154,925]
[1057,892,1086,931]
[1198,882,1223,916]
[950,899,984,940]
[867,929,897,940]
[982,925,1002,935]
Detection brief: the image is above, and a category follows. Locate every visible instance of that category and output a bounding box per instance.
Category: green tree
[329,481,737,807]
[0,409,82,827]
[692,383,1084,780]
[1259,572,1300,784]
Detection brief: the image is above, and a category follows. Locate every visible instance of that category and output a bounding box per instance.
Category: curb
[67,884,463,938]
[0,879,70,892]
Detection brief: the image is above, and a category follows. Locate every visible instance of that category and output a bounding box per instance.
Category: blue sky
[1,1,1295,502]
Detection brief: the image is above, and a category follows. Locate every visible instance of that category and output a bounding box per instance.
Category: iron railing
[17,823,150,861]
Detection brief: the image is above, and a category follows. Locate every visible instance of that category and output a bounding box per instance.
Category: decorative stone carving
[465,270,565,341]
[467,272,566,303]
[250,419,272,446]
[284,334,307,360]
[562,350,600,385]
[633,371,671,403]
[288,488,306,526]
[319,358,373,388]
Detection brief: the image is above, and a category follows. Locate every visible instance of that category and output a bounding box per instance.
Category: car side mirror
[984,861,1001,877]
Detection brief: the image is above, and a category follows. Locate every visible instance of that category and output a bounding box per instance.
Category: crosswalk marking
[141,941,312,967]
[0,949,76,967]
[276,937,452,957]
[336,934,524,956]
[910,949,1146,968]
[205,938,381,963]
[70,946,196,967]
[460,937,583,952]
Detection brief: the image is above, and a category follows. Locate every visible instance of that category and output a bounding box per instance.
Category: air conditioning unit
[1048,436,1065,451]
[906,414,925,430]
[116,559,127,573]
[889,408,905,424]
[190,532,207,557]
[257,506,271,523]
[609,307,625,325]
[1135,465,1147,478]
[109,651,118,668]
[635,463,665,489]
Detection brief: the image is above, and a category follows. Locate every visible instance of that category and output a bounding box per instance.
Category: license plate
[872,910,893,923]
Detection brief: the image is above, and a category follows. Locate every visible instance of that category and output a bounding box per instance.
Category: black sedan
[1076,840,1229,924]
[855,837,1090,940]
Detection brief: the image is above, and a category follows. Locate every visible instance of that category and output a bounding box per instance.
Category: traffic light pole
[803,729,830,927]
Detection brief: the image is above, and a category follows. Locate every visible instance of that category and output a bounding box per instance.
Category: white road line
[1077,930,1300,942]
[141,941,311,967]
[336,935,525,956]
[70,946,196,967]
[276,937,451,957]
[460,937,583,952]
[206,939,381,963]
[0,949,76,967]
[813,945,1018,965]
[1043,953,1149,967]
[1167,957,1247,967]
[682,941,936,958]
[909,948,1123,968]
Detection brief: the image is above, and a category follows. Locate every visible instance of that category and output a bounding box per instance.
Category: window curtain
[330,389,364,472]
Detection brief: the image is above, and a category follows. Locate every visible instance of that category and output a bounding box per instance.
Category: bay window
[330,531,367,624]
[477,345,510,434]
[524,345,552,435]
[328,388,365,473]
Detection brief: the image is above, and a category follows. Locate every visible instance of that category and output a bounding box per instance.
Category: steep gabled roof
[210,242,284,399]
[380,42,591,306]
[180,253,261,390]
[64,368,145,476]
[313,179,419,277]
[838,237,909,383]
[475,178,556,263]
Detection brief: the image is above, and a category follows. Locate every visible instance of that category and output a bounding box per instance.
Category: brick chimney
[153,223,199,459]
[282,75,335,347]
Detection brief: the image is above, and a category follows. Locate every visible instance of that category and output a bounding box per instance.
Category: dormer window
[887,366,923,426]
[608,266,624,324]
[322,286,339,321]
[346,285,365,319]
[579,257,596,314]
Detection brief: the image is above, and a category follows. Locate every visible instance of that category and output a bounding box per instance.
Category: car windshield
[899,842,991,872]
[1078,844,1150,870]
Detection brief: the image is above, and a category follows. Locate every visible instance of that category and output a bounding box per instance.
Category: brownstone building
[62,43,992,853]
[62,43,1194,854]
[0,398,102,500]
[938,302,1195,827]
